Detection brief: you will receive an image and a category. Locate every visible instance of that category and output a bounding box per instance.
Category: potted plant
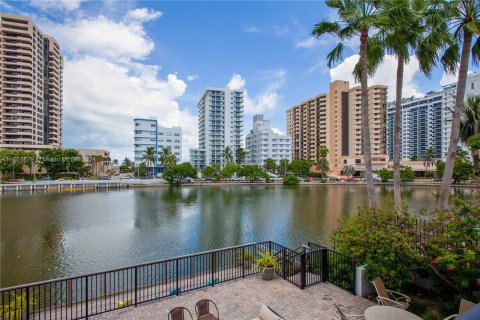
[255,250,280,280]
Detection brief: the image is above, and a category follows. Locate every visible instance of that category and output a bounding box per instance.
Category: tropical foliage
[38,148,84,178]
[159,147,177,170]
[221,146,234,165]
[316,146,329,178]
[202,164,220,180]
[162,162,198,186]
[0,149,36,179]
[237,165,269,182]
[343,165,355,178]
[263,158,276,172]
[235,147,246,166]
[288,159,311,176]
[283,174,300,185]
[333,193,480,302]
[277,159,290,175]
[221,163,239,179]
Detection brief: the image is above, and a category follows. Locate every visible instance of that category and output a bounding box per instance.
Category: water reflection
[1,185,447,288]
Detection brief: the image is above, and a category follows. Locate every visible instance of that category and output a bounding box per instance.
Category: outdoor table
[364,306,422,320]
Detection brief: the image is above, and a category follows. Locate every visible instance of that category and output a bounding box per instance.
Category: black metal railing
[0,241,356,319]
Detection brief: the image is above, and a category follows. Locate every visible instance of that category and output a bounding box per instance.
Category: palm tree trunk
[360,28,375,207]
[393,53,404,205]
[439,31,473,209]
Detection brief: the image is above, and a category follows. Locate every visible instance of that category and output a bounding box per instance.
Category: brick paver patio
[92,275,374,320]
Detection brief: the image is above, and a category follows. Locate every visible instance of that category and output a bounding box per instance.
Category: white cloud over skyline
[30,0,83,12]
[330,54,424,101]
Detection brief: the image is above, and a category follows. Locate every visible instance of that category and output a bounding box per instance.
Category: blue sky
[3,0,477,161]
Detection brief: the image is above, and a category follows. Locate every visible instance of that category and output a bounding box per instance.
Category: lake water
[0,184,447,288]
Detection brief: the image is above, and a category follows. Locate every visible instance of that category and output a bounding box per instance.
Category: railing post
[25,287,30,320]
[300,252,306,289]
[241,247,245,279]
[85,276,89,319]
[175,260,179,295]
[134,267,138,307]
[211,252,216,287]
[268,241,272,253]
[321,249,329,282]
[282,247,286,280]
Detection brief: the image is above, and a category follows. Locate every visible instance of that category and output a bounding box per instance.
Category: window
[151,124,155,128]
[174,133,180,136]
[472,82,475,90]
[166,132,172,136]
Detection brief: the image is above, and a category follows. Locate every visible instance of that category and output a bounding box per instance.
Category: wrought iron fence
[0,241,356,319]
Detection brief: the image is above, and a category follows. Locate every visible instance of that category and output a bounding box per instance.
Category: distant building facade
[134,118,182,170]
[0,13,63,150]
[287,80,388,174]
[245,114,291,166]
[386,72,480,161]
[77,149,110,175]
[190,87,244,169]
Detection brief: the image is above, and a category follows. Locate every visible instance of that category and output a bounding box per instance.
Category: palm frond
[440,42,460,73]
[312,20,341,37]
[326,43,345,68]
[472,36,480,65]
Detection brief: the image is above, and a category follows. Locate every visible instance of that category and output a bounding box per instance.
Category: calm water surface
[1,185,446,288]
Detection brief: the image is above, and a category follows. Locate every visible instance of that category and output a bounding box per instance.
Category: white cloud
[39,14,158,60]
[63,56,197,161]
[295,37,327,49]
[186,74,199,81]
[330,54,423,101]
[124,8,162,22]
[30,0,83,12]
[226,72,284,114]
[243,26,259,33]
[272,128,284,135]
[439,69,473,87]
[36,11,196,161]
[227,73,246,90]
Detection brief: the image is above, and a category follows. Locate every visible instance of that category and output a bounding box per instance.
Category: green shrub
[422,310,442,320]
[283,175,300,185]
[408,298,428,316]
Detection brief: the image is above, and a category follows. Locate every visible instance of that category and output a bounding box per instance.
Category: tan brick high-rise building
[287,80,388,175]
[0,13,63,150]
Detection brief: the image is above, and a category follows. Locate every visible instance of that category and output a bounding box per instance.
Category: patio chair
[371,277,410,310]
[168,307,194,320]
[444,299,477,320]
[334,304,365,320]
[195,299,219,320]
[251,304,285,320]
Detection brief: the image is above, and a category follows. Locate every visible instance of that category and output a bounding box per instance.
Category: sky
[2,0,478,161]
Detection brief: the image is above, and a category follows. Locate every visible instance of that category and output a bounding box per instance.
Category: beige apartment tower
[287,80,388,174]
[0,13,63,150]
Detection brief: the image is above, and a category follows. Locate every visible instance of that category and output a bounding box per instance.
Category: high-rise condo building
[386,72,480,161]
[0,13,63,150]
[134,117,182,172]
[190,87,244,169]
[287,80,388,174]
[245,114,291,166]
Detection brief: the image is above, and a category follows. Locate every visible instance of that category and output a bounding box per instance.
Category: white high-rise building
[134,117,182,171]
[245,114,291,166]
[386,72,480,161]
[190,87,244,169]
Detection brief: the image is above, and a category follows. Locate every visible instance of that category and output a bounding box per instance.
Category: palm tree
[87,155,96,176]
[343,165,355,178]
[423,146,436,176]
[316,146,329,178]
[264,158,276,172]
[312,0,382,206]
[369,0,427,204]
[460,96,480,167]
[235,147,246,166]
[142,146,156,177]
[221,146,234,166]
[159,147,176,170]
[438,0,480,209]
[112,159,119,166]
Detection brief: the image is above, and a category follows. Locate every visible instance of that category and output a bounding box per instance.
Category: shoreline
[1,179,478,192]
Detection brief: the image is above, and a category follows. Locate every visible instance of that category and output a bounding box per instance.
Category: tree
[460,96,480,167]
[135,162,148,178]
[162,162,198,186]
[277,159,290,176]
[121,157,133,172]
[283,175,300,185]
[371,0,428,204]
[37,149,83,178]
[377,167,394,182]
[423,146,436,176]
[202,164,220,180]
[112,159,119,166]
[316,146,329,178]
[343,165,355,178]
[221,163,239,179]
[263,158,276,173]
[142,146,156,176]
[237,165,268,182]
[438,0,480,208]
[410,154,419,161]
[0,149,25,179]
[288,159,311,176]
[159,147,176,170]
[437,151,474,184]
[235,147,246,166]
[221,146,234,166]
[312,0,383,206]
